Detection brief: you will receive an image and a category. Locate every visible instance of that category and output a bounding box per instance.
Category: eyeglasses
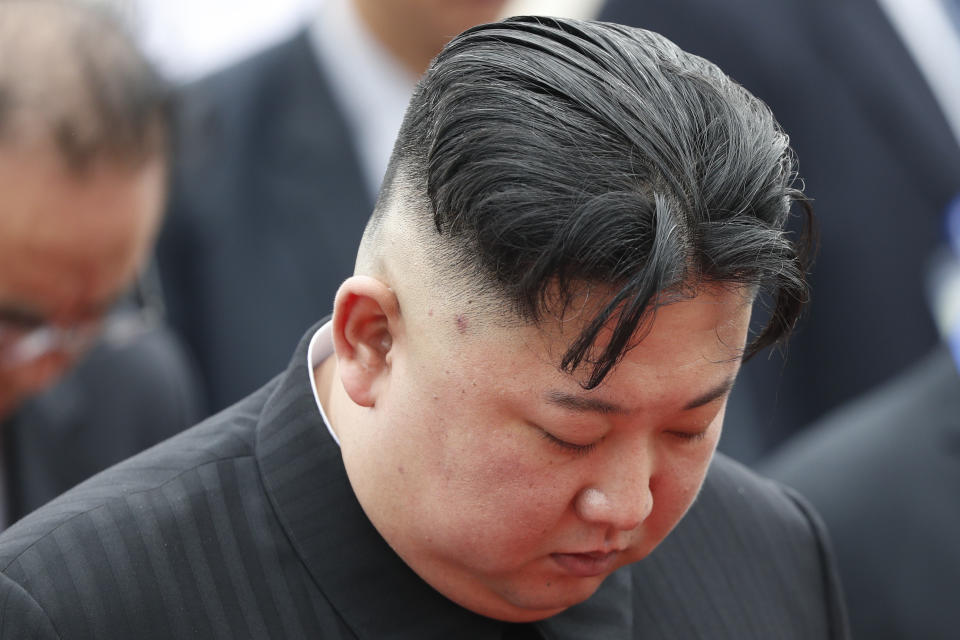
[0,317,102,368]
[0,272,161,369]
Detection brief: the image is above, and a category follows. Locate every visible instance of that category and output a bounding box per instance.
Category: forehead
[546,287,748,372]
[419,285,753,400]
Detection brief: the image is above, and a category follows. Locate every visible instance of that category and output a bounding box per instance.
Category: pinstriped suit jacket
[0,324,849,639]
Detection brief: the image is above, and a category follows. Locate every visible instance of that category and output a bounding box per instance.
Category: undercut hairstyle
[370,16,814,389]
[0,0,170,172]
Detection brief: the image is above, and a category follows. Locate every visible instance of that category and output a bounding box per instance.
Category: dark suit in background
[599,0,960,459]
[0,324,849,639]
[761,346,960,640]
[1,316,201,526]
[158,32,371,412]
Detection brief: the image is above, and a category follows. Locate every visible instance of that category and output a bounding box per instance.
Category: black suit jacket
[600,0,960,458]
[0,323,849,639]
[158,30,372,412]
[1,319,201,526]
[761,346,960,640]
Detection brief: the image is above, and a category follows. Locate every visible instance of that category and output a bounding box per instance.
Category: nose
[574,452,654,531]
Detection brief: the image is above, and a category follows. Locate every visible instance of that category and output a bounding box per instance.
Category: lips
[550,550,619,577]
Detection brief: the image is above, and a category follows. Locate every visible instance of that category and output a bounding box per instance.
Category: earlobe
[331,276,400,408]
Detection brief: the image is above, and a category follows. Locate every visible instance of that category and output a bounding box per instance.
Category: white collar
[307,0,418,199]
[307,321,340,446]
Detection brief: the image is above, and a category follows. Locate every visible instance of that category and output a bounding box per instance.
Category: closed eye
[539,429,598,457]
[668,430,708,443]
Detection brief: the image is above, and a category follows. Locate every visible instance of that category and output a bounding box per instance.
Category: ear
[331,275,401,408]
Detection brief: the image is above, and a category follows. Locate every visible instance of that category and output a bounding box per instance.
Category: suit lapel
[803,0,960,204]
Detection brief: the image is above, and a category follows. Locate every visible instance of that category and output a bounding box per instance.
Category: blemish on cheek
[428,308,434,317]
[454,314,469,334]
[397,465,405,475]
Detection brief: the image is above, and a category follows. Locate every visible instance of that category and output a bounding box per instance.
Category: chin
[480,575,608,622]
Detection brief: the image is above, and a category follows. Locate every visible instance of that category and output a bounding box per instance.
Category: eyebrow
[682,376,737,410]
[544,391,628,415]
[544,376,738,415]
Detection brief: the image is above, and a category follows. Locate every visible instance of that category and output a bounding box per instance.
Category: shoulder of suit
[181,29,312,106]
[619,453,849,637]
[0,572,59,639]
[174,29,317,142]
[761,346,958,485]
[685,452,832,559]
[168,28,334,199]
[0,383,272,571]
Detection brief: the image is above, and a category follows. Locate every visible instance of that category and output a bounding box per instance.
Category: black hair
[0,0,170,171]
[380,16,813,388]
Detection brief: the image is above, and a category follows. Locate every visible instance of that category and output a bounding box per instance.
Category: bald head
[0,0,169,171]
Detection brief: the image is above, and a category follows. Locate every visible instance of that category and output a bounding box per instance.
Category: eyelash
[670,430,708,443]
[540,430,598,457]
[538,426,708,456]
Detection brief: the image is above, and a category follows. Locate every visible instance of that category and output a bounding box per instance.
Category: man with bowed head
[0,0,198,530]
[0,17,848,639]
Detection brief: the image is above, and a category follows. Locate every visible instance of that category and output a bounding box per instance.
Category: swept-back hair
[377,16,813,388]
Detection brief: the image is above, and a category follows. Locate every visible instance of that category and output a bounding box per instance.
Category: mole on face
[455,313,469,334]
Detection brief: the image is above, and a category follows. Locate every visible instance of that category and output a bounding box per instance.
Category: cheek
[643,442,716,548]
[412,429,576,560]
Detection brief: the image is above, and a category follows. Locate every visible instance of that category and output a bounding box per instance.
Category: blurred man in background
[600,0,960,461]
[0,0,199,528]
[158,0,508,413]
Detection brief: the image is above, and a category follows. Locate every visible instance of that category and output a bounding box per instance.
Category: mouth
[550,550,620,577]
